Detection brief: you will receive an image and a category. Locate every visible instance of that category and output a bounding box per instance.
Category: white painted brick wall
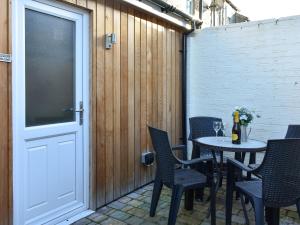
[186,16,300,161]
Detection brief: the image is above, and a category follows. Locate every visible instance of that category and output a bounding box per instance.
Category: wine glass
[213,121,221,137]
[221,122,227,137]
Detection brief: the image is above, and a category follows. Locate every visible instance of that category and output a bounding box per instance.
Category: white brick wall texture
[186,16,300,161]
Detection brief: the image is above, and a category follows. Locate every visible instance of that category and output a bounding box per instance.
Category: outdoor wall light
[105,33,117,49]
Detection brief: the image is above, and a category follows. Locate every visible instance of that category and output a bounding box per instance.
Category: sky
[232,0,300,21]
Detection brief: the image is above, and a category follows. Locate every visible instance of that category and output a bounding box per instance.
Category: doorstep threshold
[57,210,94,225]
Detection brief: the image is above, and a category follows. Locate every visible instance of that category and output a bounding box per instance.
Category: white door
[13,0,89,224]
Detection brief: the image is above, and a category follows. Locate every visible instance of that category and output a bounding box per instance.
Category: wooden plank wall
[78,0,184,208]
[0,1,184,221]
[88,0,183,208]
[0,0,11,224]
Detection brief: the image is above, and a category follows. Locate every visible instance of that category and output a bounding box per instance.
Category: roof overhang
[121,0,202,30]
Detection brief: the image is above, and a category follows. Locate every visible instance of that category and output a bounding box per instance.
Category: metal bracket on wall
[0,53,12,63]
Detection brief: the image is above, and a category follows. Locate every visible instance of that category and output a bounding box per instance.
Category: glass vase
[241,125,248,142]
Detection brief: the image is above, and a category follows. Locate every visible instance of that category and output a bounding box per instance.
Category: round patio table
[193,136,267,189]
[193,136,267,153]
[192,136,267,224]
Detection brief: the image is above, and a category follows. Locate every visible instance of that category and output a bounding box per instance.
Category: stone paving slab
[73,183,300,225]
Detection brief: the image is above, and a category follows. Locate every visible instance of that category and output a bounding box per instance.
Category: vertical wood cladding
[0,1,184,222]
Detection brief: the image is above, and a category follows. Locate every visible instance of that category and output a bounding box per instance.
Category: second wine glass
[221,122,227,137]
[213,121,221,137]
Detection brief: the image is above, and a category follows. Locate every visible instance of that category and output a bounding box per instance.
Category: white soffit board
[122,0,192,30]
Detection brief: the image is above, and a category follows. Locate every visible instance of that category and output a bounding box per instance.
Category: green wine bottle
[232,111,241,144]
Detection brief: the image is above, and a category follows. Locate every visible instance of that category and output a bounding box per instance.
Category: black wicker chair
[189,117,223,200]
[285,124,300,139]
[226,139,300,225]
[285,125,300,216]
[249,125,300,170]
[248,125,300,171]
[148,126,216,225]
[249,125,300,219]
[171,144,188,161]
[189,117,223,158]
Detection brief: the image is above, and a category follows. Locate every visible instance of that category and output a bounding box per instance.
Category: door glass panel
[25,9,75,127]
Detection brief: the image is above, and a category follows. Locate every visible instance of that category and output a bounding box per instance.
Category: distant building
[200,0,236,27]
[229,12,250,23]
[151,0,247,28]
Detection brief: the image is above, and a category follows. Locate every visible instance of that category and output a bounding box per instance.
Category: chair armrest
[227,158,258,173]
[248,164,260,170]
[172,145,187,161]
[172,145,186,151]
[177,155,213,166]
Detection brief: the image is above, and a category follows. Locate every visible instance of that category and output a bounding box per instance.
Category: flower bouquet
[233,107,260,142]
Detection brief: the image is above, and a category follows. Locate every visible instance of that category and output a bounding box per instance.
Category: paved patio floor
[73,183,300,225]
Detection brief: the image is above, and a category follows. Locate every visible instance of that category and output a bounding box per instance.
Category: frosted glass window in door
[25,9,76,127]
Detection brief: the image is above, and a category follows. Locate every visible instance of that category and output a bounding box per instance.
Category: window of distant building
[186,0,194,15]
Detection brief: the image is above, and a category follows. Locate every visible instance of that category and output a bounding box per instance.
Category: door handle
[62,102,84,125]
[62,108,84,113]
[75,108,84,113]
[77,101,84,125]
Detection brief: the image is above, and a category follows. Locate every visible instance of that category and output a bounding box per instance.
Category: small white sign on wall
[0,53,12,63]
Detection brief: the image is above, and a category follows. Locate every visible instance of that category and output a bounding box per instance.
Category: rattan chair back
[263,139,300,207]
[189,116,223,140]
[285,125,300,138]
[148,126,175,186]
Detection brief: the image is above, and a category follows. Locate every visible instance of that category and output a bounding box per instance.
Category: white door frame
[12,0,90,224]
